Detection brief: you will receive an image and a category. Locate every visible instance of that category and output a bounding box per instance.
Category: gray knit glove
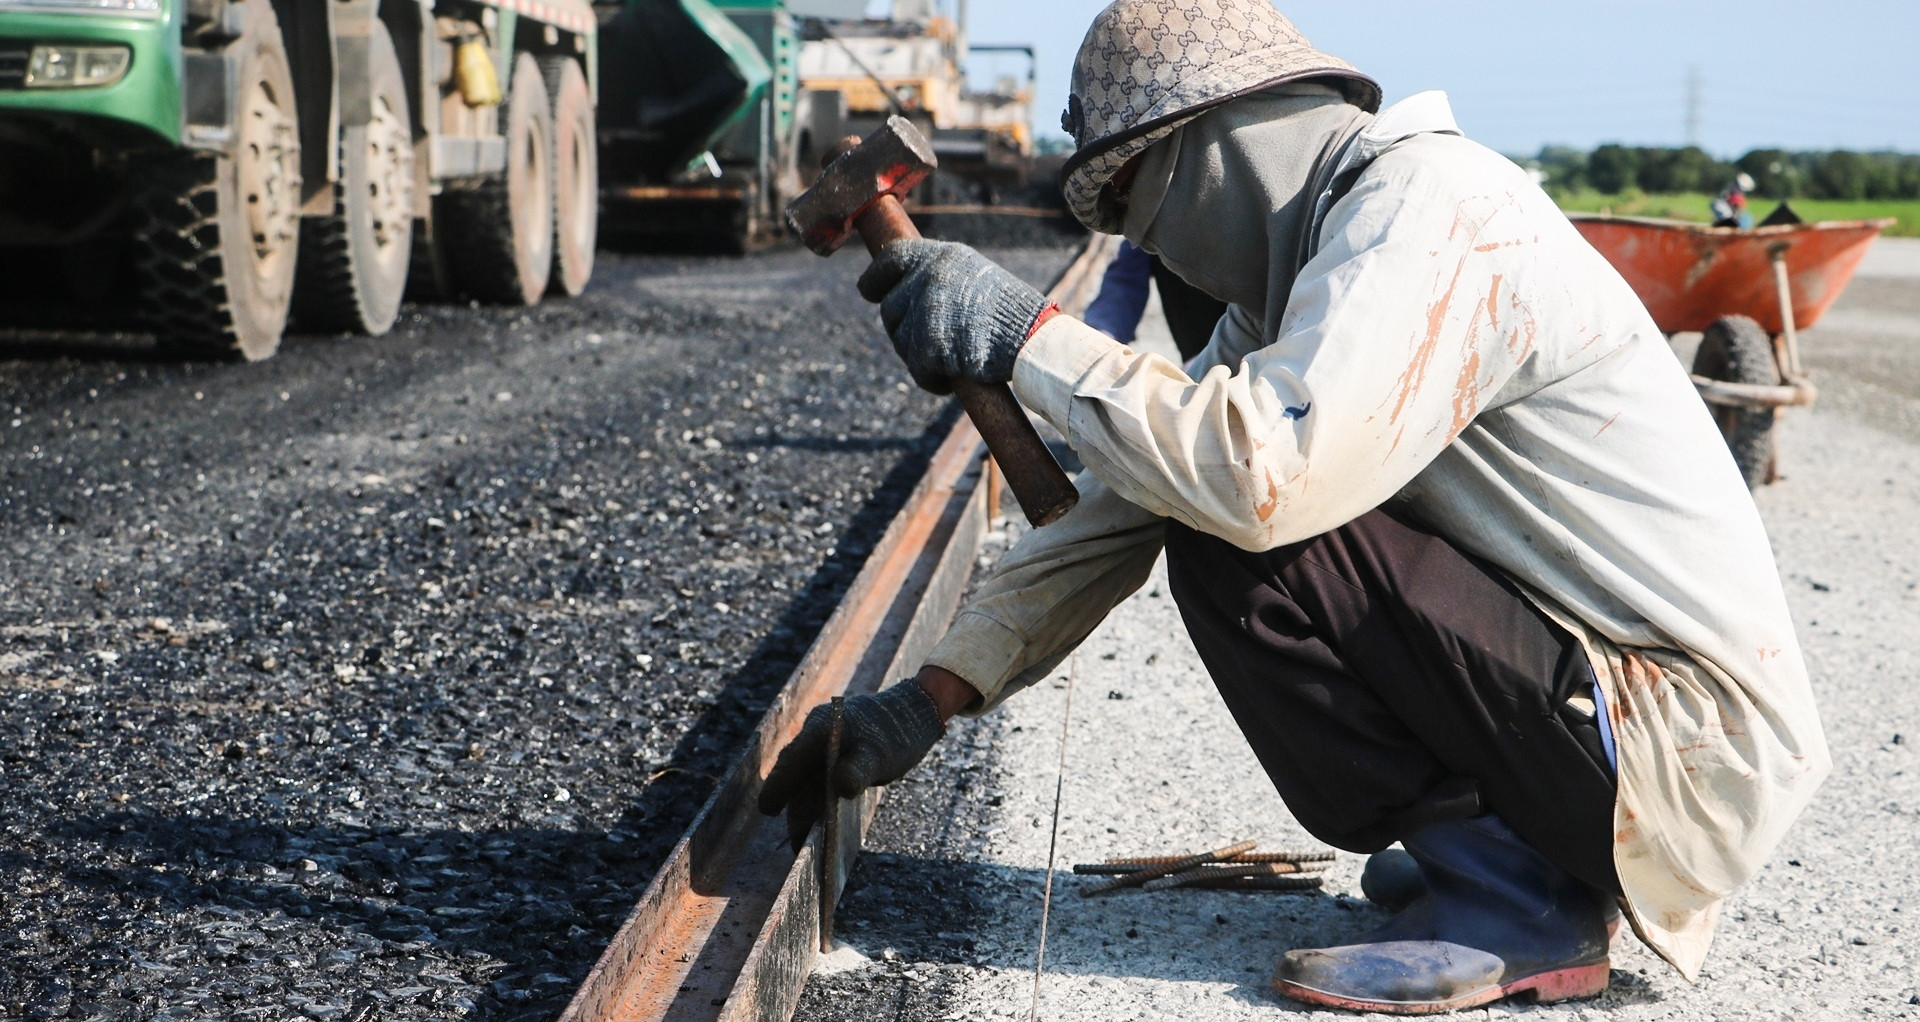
[857,239,1056,395]
[758,681,946,850]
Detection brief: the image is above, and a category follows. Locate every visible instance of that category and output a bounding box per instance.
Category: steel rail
[559,233,1117,1022]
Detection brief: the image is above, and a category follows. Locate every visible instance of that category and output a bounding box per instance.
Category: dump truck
[0,0,599,360]
[594,0,813,250]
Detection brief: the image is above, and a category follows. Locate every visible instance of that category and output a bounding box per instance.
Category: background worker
[1720,170,1758,228]
[1712,171,1759,229]
[1080,240,1227,360]
[761,0,1829,1013]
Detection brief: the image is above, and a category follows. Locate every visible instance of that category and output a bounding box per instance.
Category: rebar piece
[1072,863,1149,875]
[1078,839,1258,897]
[1102,848,1335,867]
[1224,850,1336,864]
[1140,862,1317,891]
[1072,858,1330,876]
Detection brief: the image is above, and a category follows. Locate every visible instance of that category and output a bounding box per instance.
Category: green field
[1551,189,1920,237]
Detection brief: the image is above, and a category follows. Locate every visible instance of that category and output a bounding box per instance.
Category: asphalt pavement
[794,238,1920,1022]
[0,240,1079,1022]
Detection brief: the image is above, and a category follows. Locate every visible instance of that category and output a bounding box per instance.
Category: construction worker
[759,0,1829,1012]
[1081,239,1227,360]
[1711,171,1759,229]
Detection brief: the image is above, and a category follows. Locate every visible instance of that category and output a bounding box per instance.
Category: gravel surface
[794,240,1920,1021]
[0,239,1078,1021]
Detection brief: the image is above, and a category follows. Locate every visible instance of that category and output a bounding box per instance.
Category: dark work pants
[1163,510,1621,894]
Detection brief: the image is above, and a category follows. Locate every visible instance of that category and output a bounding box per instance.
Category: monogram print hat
[1060,0,1382,234]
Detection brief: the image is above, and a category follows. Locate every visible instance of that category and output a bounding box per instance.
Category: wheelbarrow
[1569,213,1893,487]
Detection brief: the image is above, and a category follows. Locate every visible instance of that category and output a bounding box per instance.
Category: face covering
[1122,83,1372,327]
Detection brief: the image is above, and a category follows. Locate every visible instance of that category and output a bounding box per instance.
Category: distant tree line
[1533,145,1920,200]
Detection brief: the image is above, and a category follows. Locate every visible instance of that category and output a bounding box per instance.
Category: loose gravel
[0,239,1078,1021]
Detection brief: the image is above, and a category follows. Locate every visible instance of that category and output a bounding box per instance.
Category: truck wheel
[1693,314,1779,488]
[443,52,553,305]
[130,0,300,360]
[541,55,596,297]
[293,19,414,335]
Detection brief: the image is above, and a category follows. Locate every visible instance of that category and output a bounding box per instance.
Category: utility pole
[1685,65,1702,148]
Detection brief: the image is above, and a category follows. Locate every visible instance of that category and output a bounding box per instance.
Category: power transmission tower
[1685,65,1702,148]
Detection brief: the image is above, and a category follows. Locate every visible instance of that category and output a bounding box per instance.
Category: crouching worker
[759,0,1829,1012]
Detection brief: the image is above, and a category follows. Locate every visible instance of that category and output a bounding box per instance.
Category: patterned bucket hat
[1060,0,1382,234]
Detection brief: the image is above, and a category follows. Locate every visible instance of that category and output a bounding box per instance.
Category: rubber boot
[1273,815,1612,1014]
[1360,848,1424,913]
[1362,845,1624,934]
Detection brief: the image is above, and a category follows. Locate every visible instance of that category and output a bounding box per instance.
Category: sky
[934,0,1920,158]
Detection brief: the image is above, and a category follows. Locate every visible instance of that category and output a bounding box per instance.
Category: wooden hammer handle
[853,195,1079,527]
[853,195,920,258]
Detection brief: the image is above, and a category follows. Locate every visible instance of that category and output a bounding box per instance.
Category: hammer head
[786,115,938,255]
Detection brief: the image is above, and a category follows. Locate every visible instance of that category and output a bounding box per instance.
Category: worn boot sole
[1272,959,1610,1015]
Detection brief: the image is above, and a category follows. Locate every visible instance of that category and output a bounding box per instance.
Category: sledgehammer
[786,116,1079,528]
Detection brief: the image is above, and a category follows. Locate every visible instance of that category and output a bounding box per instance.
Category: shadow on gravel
[0,330,173,362]
[1599,967,1665,1005]
[24,810,651,1008]
[0,327,378,365]
[832,852,1339,978]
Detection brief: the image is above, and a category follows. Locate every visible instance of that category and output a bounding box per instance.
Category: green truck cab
[0,4,180,144]
[0,0,600,359]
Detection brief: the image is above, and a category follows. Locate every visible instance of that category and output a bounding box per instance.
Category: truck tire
[541,55,596,297]
[442,52,553,305]
[130,0,301,360]
[292,19,414,335]
[1693,314,1779,488]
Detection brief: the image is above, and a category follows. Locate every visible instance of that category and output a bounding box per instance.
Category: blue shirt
[1079,240,1153,343]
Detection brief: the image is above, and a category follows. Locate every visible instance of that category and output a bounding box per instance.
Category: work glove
[757,681,946,851]
[857,239,1057,395]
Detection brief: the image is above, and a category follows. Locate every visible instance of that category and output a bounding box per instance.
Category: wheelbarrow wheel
[1693,315,1779,488]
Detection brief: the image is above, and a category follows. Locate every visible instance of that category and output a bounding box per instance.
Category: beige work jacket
[925,93,1829,979]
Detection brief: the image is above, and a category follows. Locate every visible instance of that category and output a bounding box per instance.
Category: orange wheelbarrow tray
[1569,213,1894,411]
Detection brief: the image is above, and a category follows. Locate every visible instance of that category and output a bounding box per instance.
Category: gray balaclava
[1121,82,1372,331]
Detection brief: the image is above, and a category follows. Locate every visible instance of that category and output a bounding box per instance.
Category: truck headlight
[26,44,131,87]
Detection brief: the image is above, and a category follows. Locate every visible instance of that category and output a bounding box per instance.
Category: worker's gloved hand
[858,238,1056,395]
[757,681,946,851]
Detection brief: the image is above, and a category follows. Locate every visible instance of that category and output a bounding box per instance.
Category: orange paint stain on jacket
[1254,468,1279,522]
[1505,290,1538,361]
[1389,256,1469,424]
[1449,346,1484,444]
